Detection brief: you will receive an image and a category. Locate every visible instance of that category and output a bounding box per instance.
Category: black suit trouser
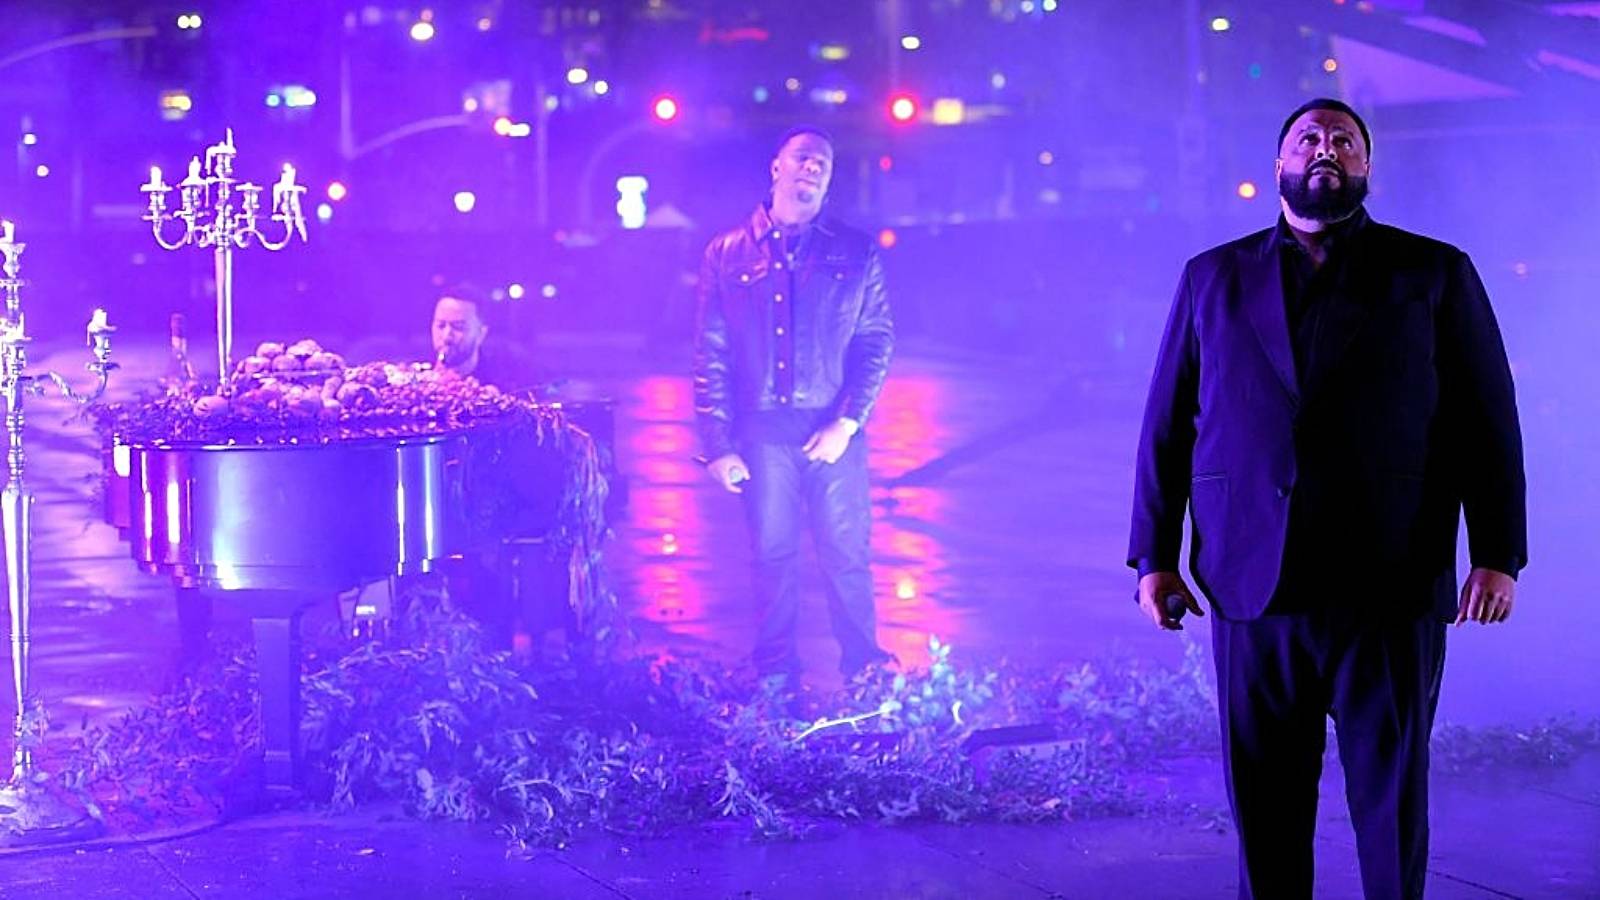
[1212,606,1446,900]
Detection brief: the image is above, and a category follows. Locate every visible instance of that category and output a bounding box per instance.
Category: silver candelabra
[142,129,308,388]
[0,220,115,846]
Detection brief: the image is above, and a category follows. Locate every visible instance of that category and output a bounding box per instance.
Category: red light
[652,95,679,122]
[887,93,918,123]
[877,228,897,249]
[878,155,894,172]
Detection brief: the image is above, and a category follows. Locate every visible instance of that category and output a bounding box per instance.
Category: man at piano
[431,284,537,394]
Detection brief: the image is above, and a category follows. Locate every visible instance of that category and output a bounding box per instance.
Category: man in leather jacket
[693,126,895,680]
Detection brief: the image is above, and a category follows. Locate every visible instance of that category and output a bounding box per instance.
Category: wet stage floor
[4,335,1597,733]
[0,336,1595,897]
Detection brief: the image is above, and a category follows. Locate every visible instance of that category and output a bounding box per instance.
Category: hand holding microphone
[704,453,752,494]
[1136,571,1204,631]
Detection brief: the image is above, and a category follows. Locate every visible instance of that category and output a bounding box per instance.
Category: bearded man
[1127,98,1526,899]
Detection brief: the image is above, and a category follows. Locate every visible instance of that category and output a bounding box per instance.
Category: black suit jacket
[1128,213,1527,621]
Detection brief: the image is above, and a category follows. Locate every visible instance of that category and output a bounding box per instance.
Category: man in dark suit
[1128,98,1526,899]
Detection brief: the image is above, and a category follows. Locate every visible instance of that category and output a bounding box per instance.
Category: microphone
[1132,589,1193,623]
[1161,593,1189,622]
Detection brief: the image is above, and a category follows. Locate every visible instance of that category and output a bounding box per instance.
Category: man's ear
[770,159,780,181]
[1274,157,1283,179]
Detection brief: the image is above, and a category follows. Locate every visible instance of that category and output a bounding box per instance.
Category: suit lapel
[1240,232,1300,404]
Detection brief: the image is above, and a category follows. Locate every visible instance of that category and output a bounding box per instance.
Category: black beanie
[1278,98,1371,155]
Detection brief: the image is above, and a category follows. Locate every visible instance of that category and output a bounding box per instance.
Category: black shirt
[466,341,537,394]
[1275,207,1370,387]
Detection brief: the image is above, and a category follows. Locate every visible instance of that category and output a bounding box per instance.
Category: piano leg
[242,590,316,794]
[175,585,214,670]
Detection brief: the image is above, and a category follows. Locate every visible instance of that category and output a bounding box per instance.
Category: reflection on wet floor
[2,339,1596,729]
[606,354,1156,684]
[600,345,1600,723]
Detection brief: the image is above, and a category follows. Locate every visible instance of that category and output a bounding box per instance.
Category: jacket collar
[749,202,836,244]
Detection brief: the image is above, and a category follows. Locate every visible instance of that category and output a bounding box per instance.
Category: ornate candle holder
[0,220,115,846]
[142,129,308,389]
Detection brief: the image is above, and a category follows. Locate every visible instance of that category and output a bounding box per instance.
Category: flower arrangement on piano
[91,336,619,645]
[103,338,520,444]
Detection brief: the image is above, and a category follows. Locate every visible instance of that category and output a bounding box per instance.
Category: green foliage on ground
[54,586,1600,847]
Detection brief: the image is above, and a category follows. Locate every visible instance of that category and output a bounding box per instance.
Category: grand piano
[101,367,601,791]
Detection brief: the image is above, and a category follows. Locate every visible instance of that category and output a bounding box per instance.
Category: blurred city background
[1,1,1597,723]
[0,0,1594,370]
[0,9,1597,892]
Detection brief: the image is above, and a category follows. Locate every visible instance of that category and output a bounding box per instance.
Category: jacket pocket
[1188,474,1229,577]
[725,260,771,290]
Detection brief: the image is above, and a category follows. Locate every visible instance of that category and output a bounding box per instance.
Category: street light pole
[0,26,157,73]
[534,82,551,229]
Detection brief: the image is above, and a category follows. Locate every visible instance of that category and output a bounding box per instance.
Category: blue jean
[738,435,884,676]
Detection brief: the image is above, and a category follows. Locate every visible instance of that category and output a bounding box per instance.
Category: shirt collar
[750,202,834,246]
[1274,205,1370,251]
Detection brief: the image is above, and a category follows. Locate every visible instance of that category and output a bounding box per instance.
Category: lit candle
[87,308,112,347]
[272,163,297,211]
[142,166,166,192]
[205,129,236,172]
[181,156,205,187]
[0,220,12,245]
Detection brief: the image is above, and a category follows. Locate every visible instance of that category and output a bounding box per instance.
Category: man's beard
[784,180,825,207]
[1279,165,1368,223]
